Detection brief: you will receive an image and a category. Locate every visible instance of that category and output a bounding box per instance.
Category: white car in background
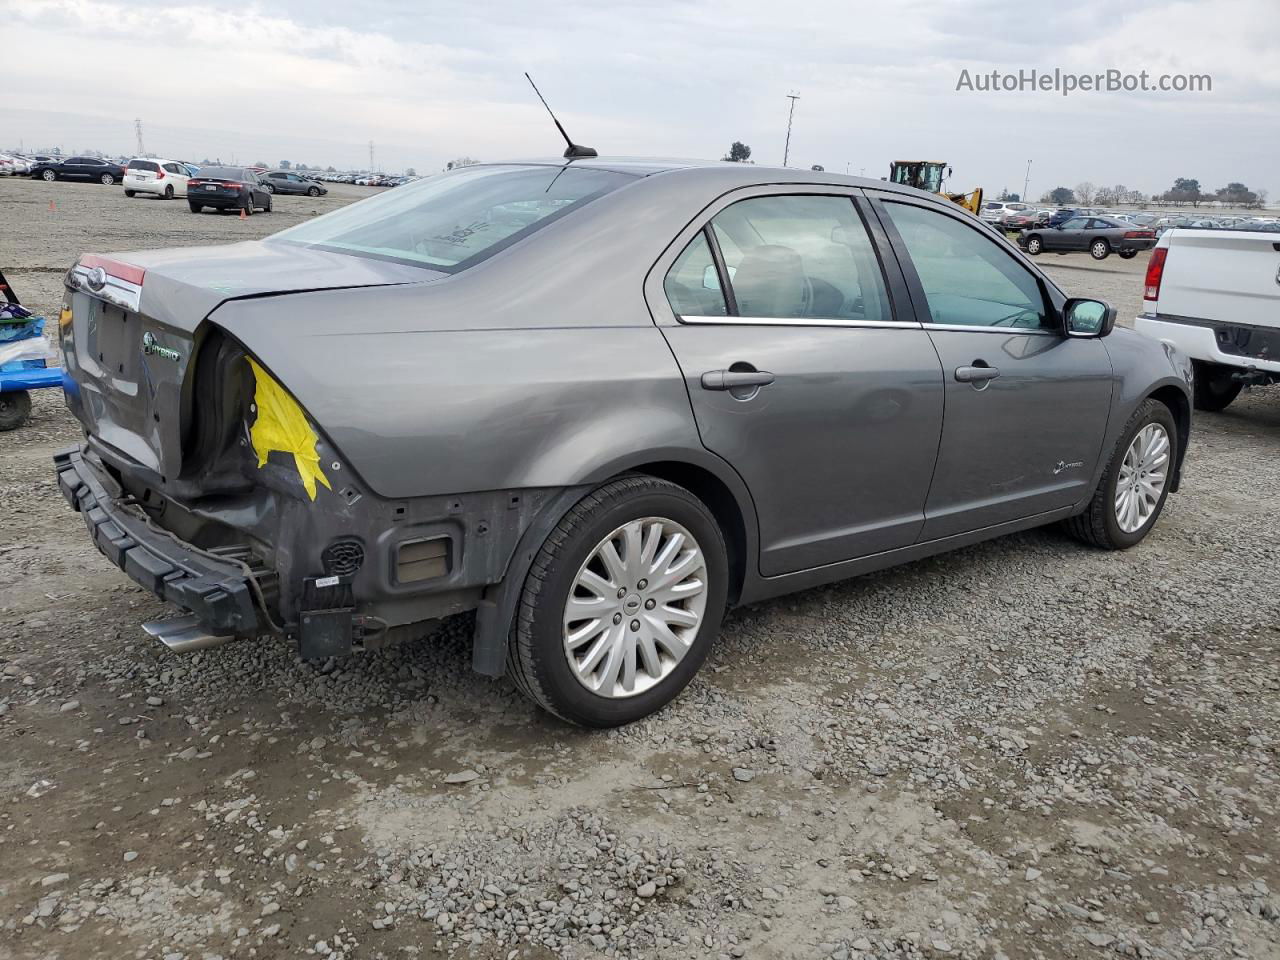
[123,158,191,199]
[0,154,33,176]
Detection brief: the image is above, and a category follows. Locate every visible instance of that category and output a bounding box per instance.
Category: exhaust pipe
[141,614,235,654]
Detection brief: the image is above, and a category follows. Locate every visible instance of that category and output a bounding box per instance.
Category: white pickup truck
[1135,228,1280,411]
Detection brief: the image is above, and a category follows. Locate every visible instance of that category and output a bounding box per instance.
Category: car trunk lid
[61,243,439,479]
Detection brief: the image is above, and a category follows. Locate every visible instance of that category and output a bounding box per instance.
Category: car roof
[474,156,926,195]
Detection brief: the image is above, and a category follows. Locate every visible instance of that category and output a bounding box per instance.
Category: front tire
[307,186,321,197]
[1192,360,1243,412]
[1090,239,1111,260]
[509,477,729,727]
[42,169,57,182]
[1064,399,1177,550]
[1025,235,1043,255]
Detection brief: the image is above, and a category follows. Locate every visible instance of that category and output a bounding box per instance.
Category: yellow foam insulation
[246,357,331,501]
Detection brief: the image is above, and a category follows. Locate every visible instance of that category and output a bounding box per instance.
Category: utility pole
[782,93,799,167]
[135,118,145,157]
[369,141,375,173]
[1023,159,1032,203]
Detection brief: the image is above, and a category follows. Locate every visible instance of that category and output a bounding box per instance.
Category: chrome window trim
[920,322,1060,336]
[678,315,922,330]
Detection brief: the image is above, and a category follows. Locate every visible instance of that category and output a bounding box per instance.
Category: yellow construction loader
[888,161,983,215]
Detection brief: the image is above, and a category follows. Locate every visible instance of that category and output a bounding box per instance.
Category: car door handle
[954,364,1000,383]
[701,370,776,391]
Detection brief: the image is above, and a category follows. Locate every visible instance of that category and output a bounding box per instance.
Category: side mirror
[1063,298,1116,338]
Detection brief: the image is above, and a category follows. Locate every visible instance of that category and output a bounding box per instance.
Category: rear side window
[665,233,727,317]
[269,165,634,271]
[709,195,889,322]
[883,202,1048,329]
[199,166,247,179]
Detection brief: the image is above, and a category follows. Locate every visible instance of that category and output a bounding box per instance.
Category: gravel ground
[1,177,1278,960]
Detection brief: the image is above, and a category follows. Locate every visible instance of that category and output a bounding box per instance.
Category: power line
[782,93,800,167]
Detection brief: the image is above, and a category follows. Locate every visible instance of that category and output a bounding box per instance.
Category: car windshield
[199,166,246,180]
[268,164,634,271]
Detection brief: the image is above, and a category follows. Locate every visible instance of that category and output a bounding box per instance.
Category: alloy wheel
[1114,423,1170,533]
[563,517,708,699]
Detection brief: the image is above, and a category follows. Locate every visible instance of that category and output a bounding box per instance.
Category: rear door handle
[701,370,776,391]
[954,364,1000,383]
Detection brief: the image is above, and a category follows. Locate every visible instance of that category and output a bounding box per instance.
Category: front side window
[1061,217,1088,230]
[883,202,1048,330]
[707,195,889,322]
[269,164,634,271]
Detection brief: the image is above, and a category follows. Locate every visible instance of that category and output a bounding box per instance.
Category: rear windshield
[199,166,247,180]
[128,160,160,172]
[268,164,634,271]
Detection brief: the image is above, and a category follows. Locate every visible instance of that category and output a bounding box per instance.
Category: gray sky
[4,0,1278,200]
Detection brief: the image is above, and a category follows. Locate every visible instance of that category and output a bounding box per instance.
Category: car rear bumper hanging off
[53,445,263,635]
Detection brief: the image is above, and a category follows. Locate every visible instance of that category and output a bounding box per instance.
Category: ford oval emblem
[86,266,108,291]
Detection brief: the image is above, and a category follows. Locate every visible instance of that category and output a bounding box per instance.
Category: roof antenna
[525,72,598,159]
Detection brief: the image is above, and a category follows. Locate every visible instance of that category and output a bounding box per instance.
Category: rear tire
[1118,250,1138,259]
[163,185,174,200]
[1192,360,1243,412]
[508,476,728,727]
[242,194,254,216]
[1090,239,1111,260]
[1063,399,1177,550]
[188,202,202,213]
[100,173,115,185]
[0,390,33,431]
[124,189,136,197]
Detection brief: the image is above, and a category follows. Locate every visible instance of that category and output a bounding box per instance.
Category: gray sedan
[1018,215,1157,260]
[262,171,327,196]
[54,160,1192,726]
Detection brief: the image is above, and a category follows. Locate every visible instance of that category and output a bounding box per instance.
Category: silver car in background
[54,159,1193,726]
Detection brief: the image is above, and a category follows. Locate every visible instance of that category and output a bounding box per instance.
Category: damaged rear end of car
[54,245,467,658]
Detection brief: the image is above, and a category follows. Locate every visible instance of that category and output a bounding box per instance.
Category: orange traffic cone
[239,208,247,220]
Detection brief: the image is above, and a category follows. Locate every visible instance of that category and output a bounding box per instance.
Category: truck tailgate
[1159,230,1280,327]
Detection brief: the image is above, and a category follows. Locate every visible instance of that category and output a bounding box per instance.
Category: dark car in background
[185,166,273,215]
[30,156,127,185]
[1019,215,1156,260]
[263,171,327,196]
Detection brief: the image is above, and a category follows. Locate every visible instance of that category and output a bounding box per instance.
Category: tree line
[1038,179,1268,209]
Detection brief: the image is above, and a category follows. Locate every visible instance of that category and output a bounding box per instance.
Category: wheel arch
[1146,383,1190,492]
[614,458,751,607]
[470,448,759,678]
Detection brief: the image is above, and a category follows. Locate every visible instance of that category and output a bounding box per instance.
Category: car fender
[1093,326,1193,496]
